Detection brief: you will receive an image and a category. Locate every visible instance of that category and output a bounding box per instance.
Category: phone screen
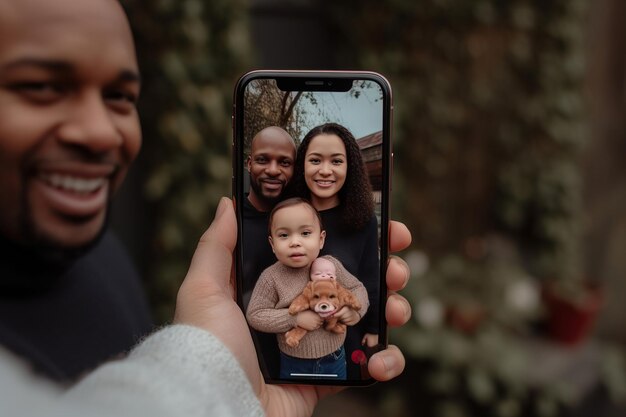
[233,71,392,385]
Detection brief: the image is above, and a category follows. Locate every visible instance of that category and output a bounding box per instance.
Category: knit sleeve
[325,256,369,319]
[245,268,297,333]
[60,325,264,417]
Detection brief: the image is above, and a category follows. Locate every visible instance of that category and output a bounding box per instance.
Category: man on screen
[241,126,297,378]
[242,126,297,298]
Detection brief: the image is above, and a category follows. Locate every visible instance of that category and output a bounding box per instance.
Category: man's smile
[29,162,117,219]
[39,173,107,194]
[261,178,284,190]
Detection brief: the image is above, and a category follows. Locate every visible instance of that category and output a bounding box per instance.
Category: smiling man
[246,126,296,213]
[0,0,152,381]
[241,126,297,378]
[0,0,140,249]
[242,126,297,293]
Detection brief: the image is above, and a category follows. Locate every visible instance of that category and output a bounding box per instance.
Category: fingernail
[404,260,411,280]
[381,353,397,372]
[402,298,412,318]
[215,197,230,219]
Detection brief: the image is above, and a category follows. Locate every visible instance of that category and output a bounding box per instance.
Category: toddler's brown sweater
[246,255,369,359]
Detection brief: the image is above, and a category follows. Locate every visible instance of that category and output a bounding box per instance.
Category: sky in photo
[295,81,383,139]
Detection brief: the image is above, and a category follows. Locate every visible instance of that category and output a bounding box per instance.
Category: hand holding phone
[233,71,392,386]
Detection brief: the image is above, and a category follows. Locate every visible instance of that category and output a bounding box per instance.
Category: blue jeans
[280,346,346,380]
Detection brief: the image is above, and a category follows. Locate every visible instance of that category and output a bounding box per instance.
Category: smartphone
[232,70,392,385]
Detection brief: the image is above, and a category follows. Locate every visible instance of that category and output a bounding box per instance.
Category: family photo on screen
[238,78,387,382]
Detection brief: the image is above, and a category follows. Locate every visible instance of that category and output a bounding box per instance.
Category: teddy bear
[284,257,362,348]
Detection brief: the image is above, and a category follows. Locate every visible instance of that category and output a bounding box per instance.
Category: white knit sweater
[0,325,265,417]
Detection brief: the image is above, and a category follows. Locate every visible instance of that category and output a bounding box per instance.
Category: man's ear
[268,236,275,253]
[246,155,252,172]
[319,230,326,249]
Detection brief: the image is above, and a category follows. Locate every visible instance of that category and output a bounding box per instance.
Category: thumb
[183,197,237,295]
[173,198,263,393]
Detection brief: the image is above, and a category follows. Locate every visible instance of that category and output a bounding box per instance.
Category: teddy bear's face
[306,280,341,318]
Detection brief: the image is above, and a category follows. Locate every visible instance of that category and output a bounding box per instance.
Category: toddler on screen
[246,198,368,380]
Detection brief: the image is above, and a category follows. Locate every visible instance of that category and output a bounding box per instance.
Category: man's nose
[56,91,122,153]
[265,161,280,175]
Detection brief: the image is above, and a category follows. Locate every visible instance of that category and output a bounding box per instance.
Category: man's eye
[330,295,336,299]
[313,295,320,299]
[280,160,293,167]
[11,82,64,102]
[104,89,138,111]
[255,157,268,164]
[105,89,137,103]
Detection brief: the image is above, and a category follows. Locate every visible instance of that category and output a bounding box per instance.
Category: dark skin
[0,0,141,249]
[246,126,296,212]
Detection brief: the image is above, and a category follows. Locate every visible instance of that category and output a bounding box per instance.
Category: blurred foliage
[123,0,252,321]
[328,0,587,289]
[322,0,626,416]
[392,247,626,416]
[398,244,568,417]
[115,0,626,415]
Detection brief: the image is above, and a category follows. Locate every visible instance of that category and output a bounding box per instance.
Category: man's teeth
[41,174,106,194]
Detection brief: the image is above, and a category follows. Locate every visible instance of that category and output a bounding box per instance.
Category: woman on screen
[291,122,380,379]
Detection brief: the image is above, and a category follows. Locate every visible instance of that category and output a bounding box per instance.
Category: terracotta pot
[542,284,603,346]
[447,303,486,335]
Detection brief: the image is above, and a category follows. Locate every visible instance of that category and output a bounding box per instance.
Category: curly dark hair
[291,122,374,231]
